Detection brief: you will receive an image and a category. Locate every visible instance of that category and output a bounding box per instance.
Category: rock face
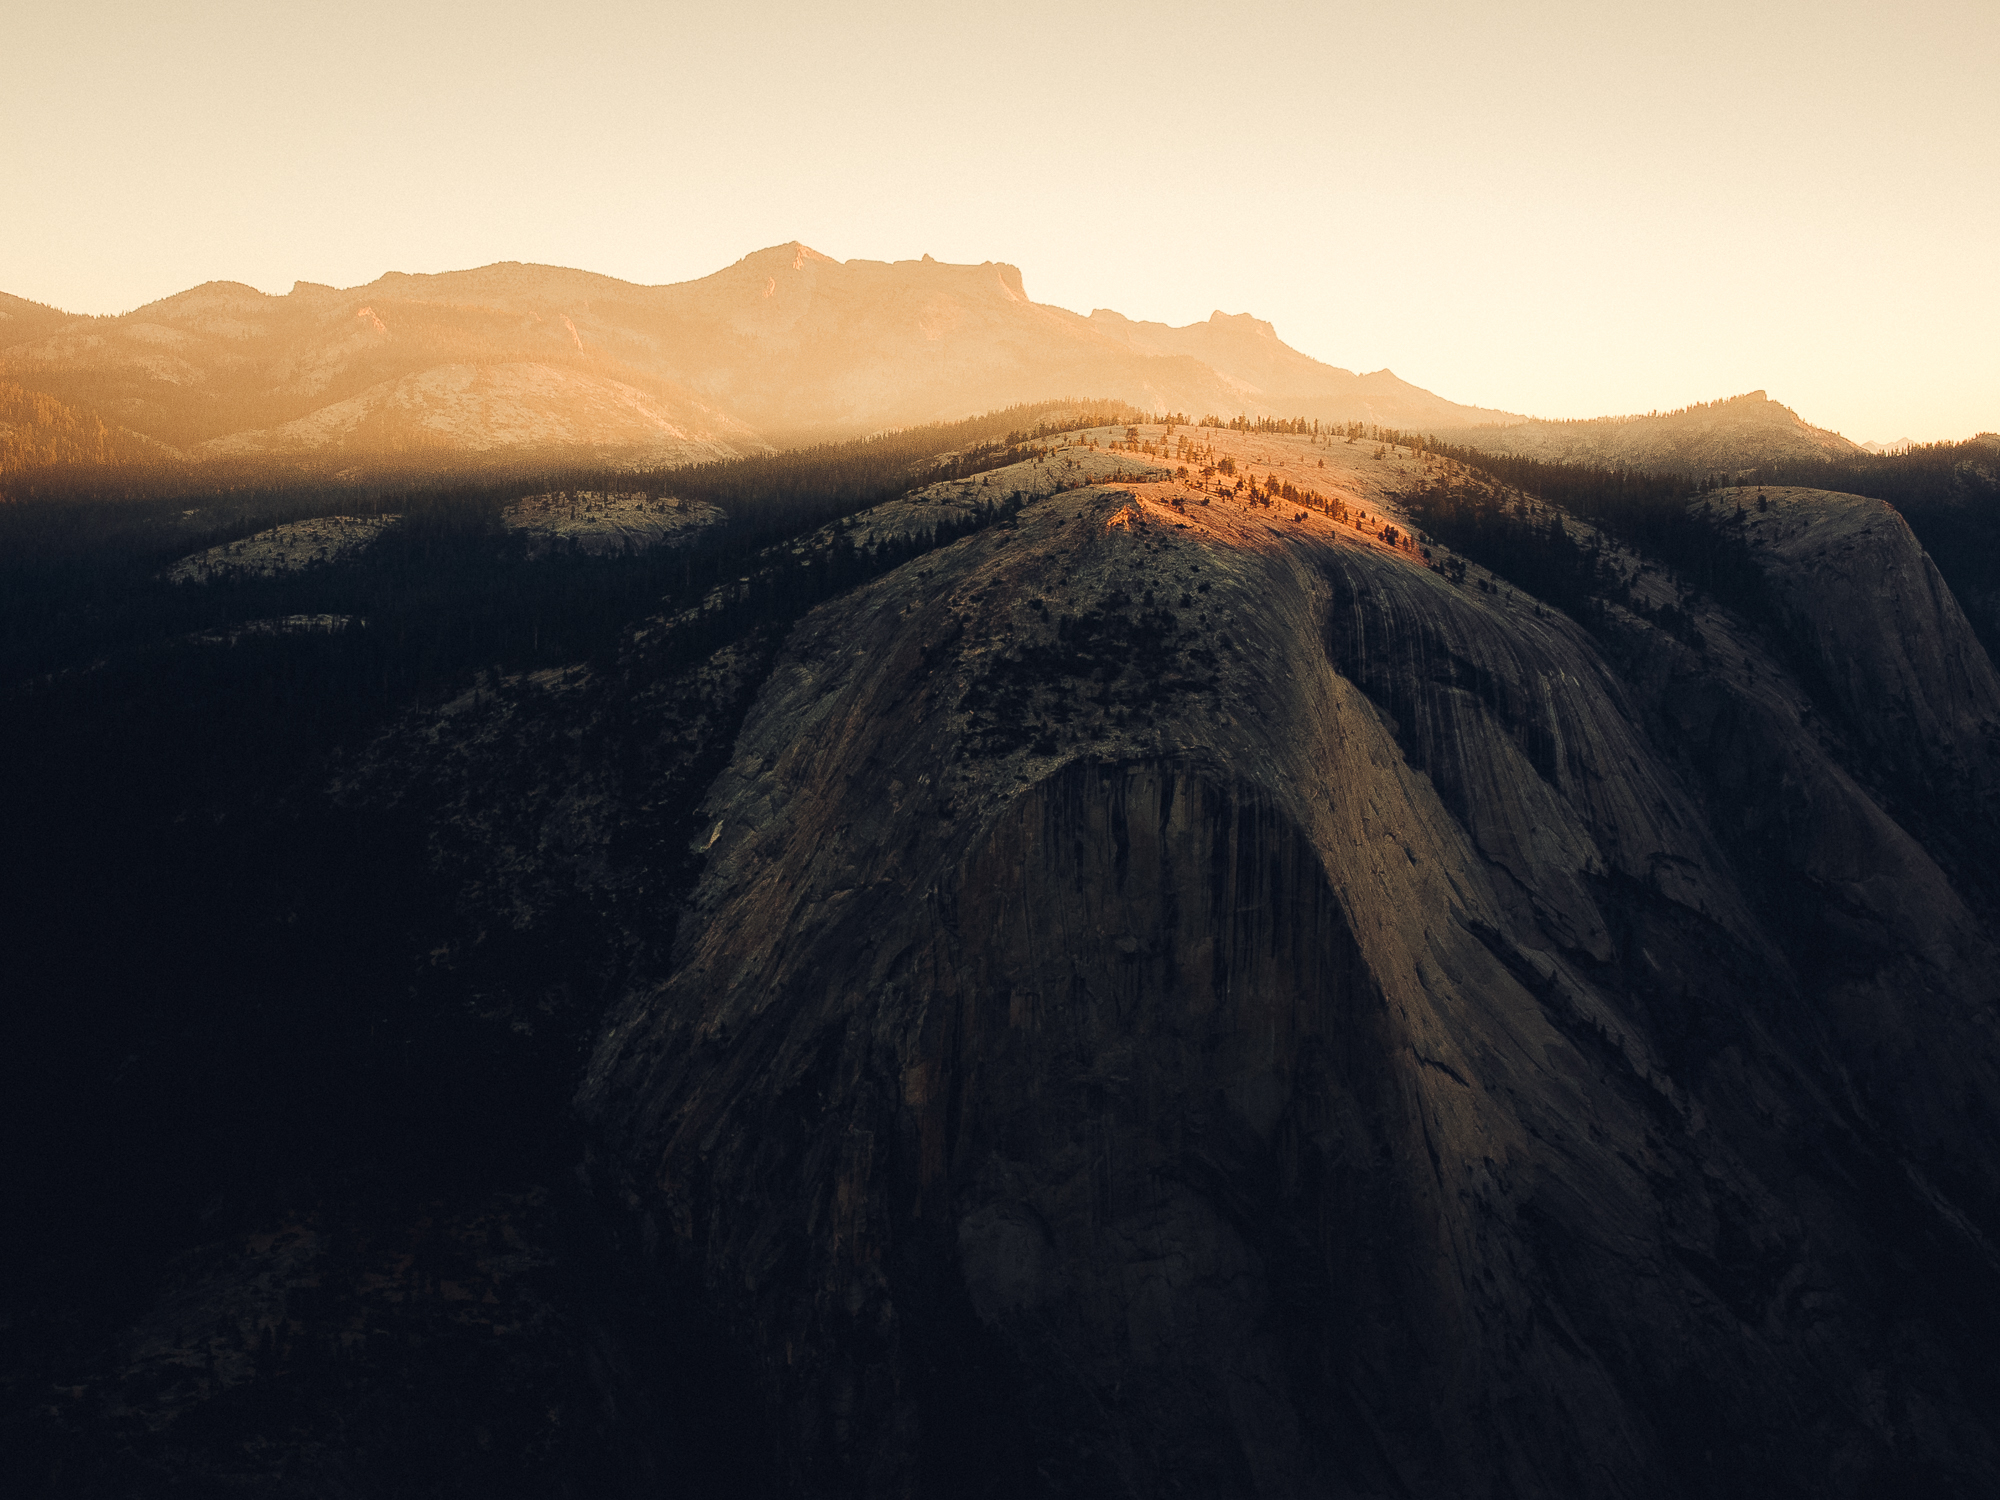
[580,435,2000,1496]
[1735,486,2000,811]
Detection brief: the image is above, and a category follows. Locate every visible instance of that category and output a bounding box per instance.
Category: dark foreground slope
[10,425,2000,1497]
[580,442,2000,1496]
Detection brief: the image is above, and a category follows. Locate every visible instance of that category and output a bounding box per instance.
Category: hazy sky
[6,0,1994,442]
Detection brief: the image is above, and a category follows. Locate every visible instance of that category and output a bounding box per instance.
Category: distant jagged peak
[1206,309,1279,339]
[1085,306,1287,349]
[732,241,841,273]
[1085,307,1167,336]
[714,243,1032,307]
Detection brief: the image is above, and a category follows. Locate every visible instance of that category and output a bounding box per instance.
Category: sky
[5,0,1995,444]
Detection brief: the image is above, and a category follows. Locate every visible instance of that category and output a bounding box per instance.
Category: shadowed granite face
[26,436,1996,1497]
[580,464,2000,1498]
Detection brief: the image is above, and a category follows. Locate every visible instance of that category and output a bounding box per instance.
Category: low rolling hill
[1426,389,1863,473]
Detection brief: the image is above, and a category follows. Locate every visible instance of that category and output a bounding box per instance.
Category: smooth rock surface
[580,437,2000,1497]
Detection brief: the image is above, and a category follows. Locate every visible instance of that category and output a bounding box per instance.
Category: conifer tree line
[0,380,159,471]
[1194,415,1322,435]
[1,397,1157,841]
[1,403,1107,1330]
[1383,427,2000,652]
[1486,391,1787,429]
[1127,409,1993,656]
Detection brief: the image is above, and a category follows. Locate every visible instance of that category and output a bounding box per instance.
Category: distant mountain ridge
[0,244,1516,474]
[0,291,75,348]
[1425,390,1864,473]
[0,253,1885,481]
[1083,305,1495,429]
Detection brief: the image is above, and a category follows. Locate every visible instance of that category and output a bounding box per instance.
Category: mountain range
[0,245,1518,473]
[6,245,1884,481]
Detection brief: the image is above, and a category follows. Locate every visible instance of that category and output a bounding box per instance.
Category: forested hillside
[0,382,158,473]
[1426,390,1862,472]
[0,291,75,349]
[1403,427,2000,652]
[4,400,1144,1493]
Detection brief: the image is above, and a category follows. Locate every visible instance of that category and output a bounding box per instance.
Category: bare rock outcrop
[163,514,398,582]
[1731,484,2000,814]
[502,491,724,559]
[579,451,2000,1497]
